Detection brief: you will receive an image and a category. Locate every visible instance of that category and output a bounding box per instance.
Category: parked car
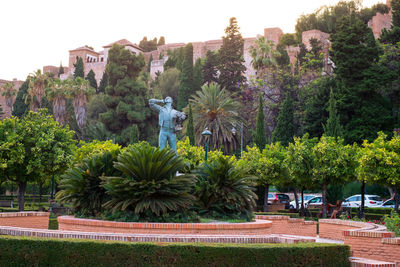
[276,193,290,209]
[289,195,317,209]
[342,194,383,208]
[379,197,400,209]
[305,196,323,208]
[267,193,279,204]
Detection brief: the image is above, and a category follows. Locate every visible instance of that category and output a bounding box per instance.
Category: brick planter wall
[0,212,50,229]
[58,216,273,235]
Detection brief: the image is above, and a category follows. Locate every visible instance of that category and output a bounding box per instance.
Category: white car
[289,195,316,209]
[305,196,323,208]
[342,194,383,208]
[379,197,399,209]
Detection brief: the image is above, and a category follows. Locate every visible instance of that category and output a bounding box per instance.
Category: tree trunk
[360,180,365,219]
[293,188,299,210]
[322,183,327,218]
[17,182,27,212]
[39,182,43,204]
[263,184,269,212]
[300,187,305,216]
[394,187,399,214]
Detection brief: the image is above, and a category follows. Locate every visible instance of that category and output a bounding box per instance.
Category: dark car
[276,193,290,209]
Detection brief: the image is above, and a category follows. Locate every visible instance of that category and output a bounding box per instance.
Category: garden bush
[384,211,400,236]
[0,236,350,267]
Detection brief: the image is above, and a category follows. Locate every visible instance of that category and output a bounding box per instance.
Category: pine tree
[99,44,151,145]
[12,80,29,117]
[193,58,203,92]
[218,17,246,94]
[147,54,153,73]
[254,93,267,150]
[98,72,107,94]
[86,69,98,90]
[73,57,85,79]
[58,63,64,77]
[177,43,194,109]
[187,104,195,145]
[323,89,343,138]
[272,93,295,146]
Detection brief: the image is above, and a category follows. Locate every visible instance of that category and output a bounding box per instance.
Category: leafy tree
[58,63,64,77]
[202,51,219,85]
[323,89,343,138]
[102,144,196,217]
[285,135,318,211]
[177,43,194,109]
[98,72,108,94]
[357,132,400,212]
[0,110,75,210]
[218,17,246,94]
[272,93,295,146]
[152,68,180,101]
[188,83,241,153]
[73,57,85,79]
[139,37,158,52]
[86,69,98,90]
[195,155,257,220]
[164,47,185,71]
[99,44,152,145]
[254,93,266,150]
[186,104,195,146]
[392,0,400,27]
[312,136,356,217]
[12,80,29,117]
[331,15,393,143]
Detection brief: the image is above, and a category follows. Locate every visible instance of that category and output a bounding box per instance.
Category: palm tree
[250,36,280,77]
[101,144,196,217]
[188,83,241,153]
[26,69,49,111]
[71,77,94,140]
[1,82,17,111]
[46,79,69,125]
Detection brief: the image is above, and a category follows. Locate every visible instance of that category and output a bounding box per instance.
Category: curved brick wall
[58,216,273,235]
[0,212,49,229]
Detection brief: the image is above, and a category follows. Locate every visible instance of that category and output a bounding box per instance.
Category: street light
[232,122,244,157]
[201,128,212,162]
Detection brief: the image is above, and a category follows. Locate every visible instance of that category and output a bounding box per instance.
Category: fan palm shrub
[194,155,257,221]
[101,144,196,218]
[56,150,121,216]
[187,83,242,153]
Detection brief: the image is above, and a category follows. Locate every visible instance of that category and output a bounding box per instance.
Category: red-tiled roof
[103,39,143,51]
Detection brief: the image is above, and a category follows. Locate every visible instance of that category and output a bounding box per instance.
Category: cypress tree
[202,50,219,85]
[73,57,85,79]
[254,93,267,150]
[177,43,194,109]
[147,54,153,73]
[98,72,108,94]
[12,80,29,117]
[272,93,295,146]
[323,89,343,138]
[193,58,203,92]
[187,104,195,145]
[58,63,64,77]
[86,69,98,90]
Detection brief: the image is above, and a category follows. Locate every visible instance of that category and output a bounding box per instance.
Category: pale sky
[0,0,384,81]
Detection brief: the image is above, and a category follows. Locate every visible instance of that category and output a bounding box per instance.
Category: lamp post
[232,122,244,157]
[201,128,212,162]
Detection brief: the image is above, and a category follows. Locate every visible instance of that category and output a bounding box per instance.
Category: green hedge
[254,212,300,218]
[0,236,350,267]
[350,207,392,215]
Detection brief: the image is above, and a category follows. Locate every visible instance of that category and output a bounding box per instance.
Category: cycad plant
[188,83,242,153]
[102,144,196,217]
[56,151,120,216]
[194,155,257,220]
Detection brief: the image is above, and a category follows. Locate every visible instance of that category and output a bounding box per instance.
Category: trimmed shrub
[0,236,350,267]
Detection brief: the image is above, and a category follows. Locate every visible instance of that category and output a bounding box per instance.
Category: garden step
[349,257,396,267]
